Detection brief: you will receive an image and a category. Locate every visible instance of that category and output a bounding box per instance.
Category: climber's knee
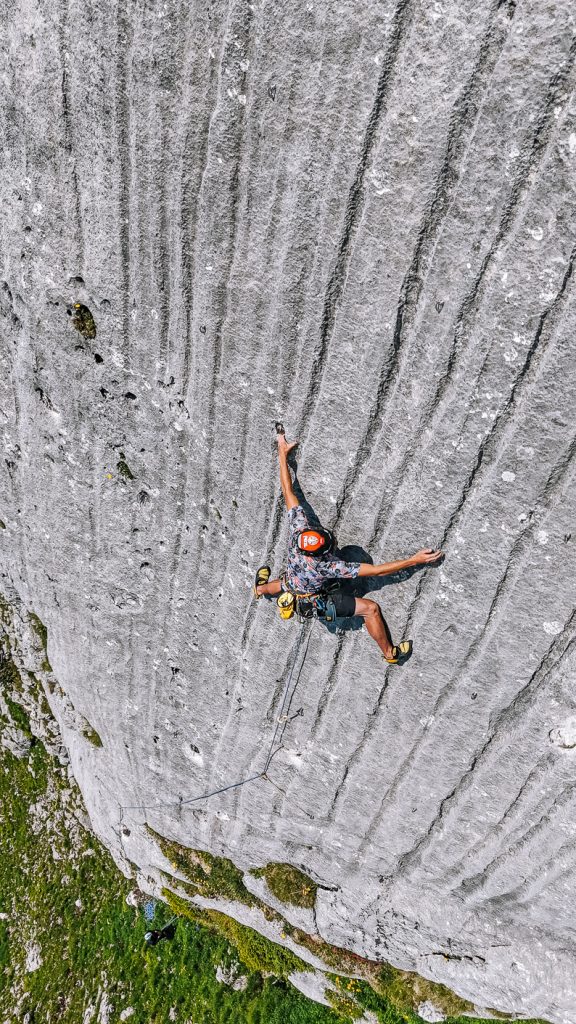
[354,597,379,619]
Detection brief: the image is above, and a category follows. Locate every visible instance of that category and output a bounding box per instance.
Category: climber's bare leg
[256,578,283,597]
[354,598,395,659]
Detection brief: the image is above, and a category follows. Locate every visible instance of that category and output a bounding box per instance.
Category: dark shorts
[328,589,357,618]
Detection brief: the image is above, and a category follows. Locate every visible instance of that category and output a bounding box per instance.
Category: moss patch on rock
[70,302,96,339]
[148,827,254,905]
[374,964,477,1018]
[117,455,134,481]
[29,612,51,672]
[82,722,103,748]
[252,862,317,909]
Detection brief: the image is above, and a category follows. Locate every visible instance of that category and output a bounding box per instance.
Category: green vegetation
[0,733,347,1023]
[82,721,103,747]
[153,831,549,1024]
[25,671,52,714]
[70,302,97,339]
[0,596,11,626]
[252,862,318,909]
[29,611,52,671]
[117,455,135,480]
[374,965,477,1018]
[29,612,47,650]
[326,987,364,1020]
[150,827,255,905]
[164,891,309,977]
[3,693,33,737]
[1,638,23,694]
[0,612,552,1024]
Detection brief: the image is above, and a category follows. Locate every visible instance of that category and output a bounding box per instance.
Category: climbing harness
[277,577,341,624]
[299,594,338,623]
[276,588,337,622]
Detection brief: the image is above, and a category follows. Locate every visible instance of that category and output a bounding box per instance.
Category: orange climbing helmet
[297,528,335,557]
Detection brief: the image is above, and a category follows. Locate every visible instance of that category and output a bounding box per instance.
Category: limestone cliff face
[1,0,576,1020]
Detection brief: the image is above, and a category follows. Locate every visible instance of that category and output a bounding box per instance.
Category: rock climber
[254,426,442,664]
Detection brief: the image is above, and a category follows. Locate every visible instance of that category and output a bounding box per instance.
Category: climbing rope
[118,620,313,827]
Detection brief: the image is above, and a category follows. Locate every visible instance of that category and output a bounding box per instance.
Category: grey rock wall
[1,0,576,1020]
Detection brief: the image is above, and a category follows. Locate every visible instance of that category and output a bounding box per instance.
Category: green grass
[164,891,310,977]
[326,987,364,1020]
[0,734,351,1024]
[0,622,552,1024]
[3,694,33,737]
[151,834,551,1024]
[28,612,48,650]
[252,862,318,909]
[1,635,22,691]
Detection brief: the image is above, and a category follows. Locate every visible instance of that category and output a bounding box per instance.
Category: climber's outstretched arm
[357,548,442,577]
[277,433,299,511]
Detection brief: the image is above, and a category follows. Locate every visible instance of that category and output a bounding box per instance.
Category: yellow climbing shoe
[384,641,413,664]
[254,566,271,598]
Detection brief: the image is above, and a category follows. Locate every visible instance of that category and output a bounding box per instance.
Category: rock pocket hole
[94,353,103,364]
[549,718,576,749]
[184,742,203,766]
[125,391,137,400]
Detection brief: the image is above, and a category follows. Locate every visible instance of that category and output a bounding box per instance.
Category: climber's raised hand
[413,548,443,564]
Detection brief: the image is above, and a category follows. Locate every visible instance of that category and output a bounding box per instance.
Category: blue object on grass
[144,899,157,921]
